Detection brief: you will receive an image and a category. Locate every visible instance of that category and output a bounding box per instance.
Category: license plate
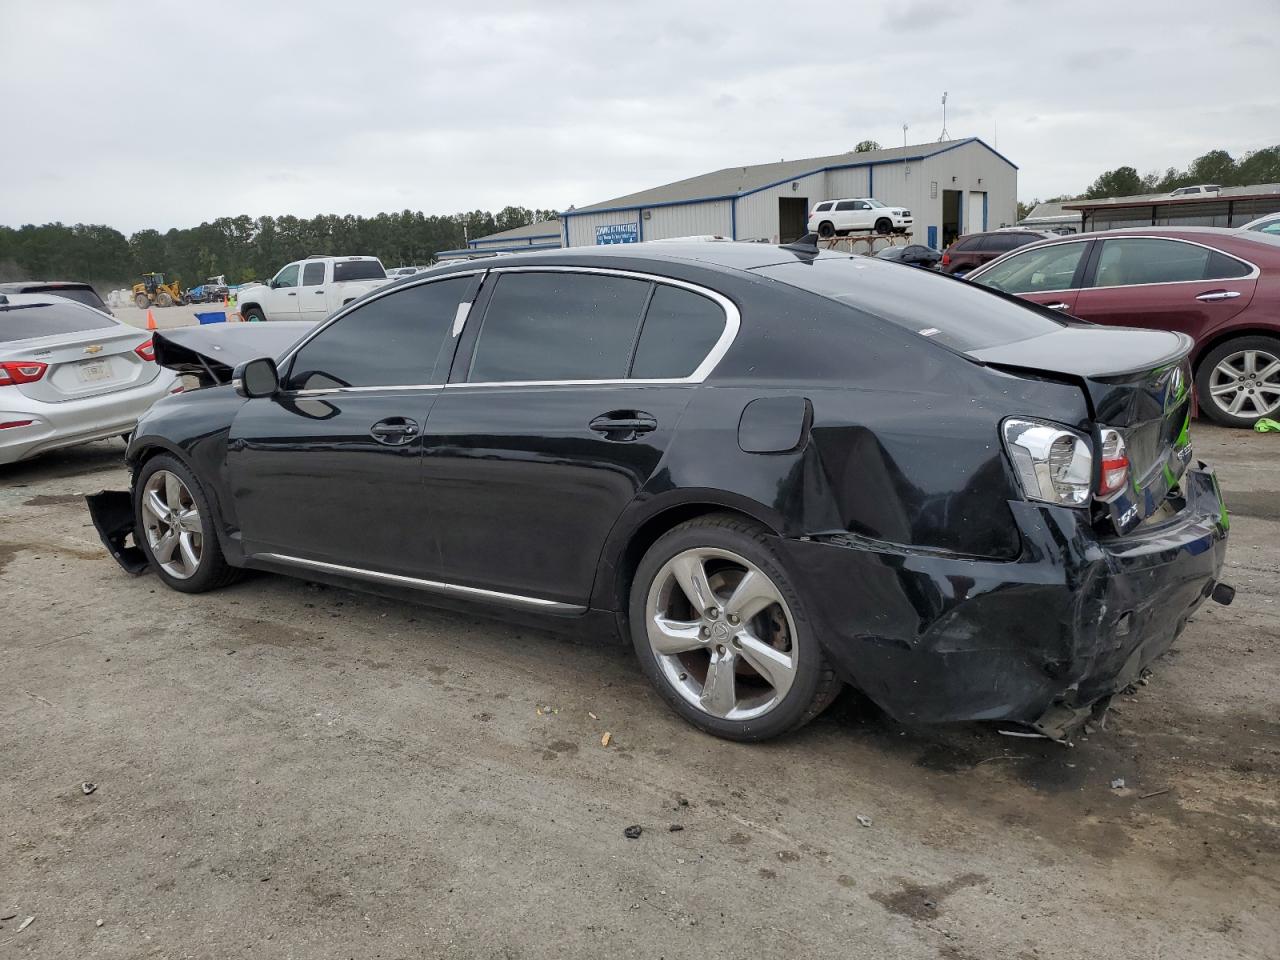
[76,358,113,383]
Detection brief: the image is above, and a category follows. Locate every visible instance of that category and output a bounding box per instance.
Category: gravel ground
[0,423,1276,959]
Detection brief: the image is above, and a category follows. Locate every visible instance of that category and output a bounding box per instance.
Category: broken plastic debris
[82,782,97,795]
[623,824,642,839]
[856,815,872,828]
[588,712,598,721]
[1111,778,1126,789]
[17,916,34,932]
[601,732,612,747]
[96,919,104,928]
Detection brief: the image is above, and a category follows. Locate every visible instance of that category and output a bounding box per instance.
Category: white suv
[808,198,912,237]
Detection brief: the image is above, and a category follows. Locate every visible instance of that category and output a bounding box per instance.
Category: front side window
[468,273,649,382]
[971,242,1087,294]
[302,262,325,286]
[285,278,467,391]
[1090,238,1249,287]
[274,264,300,288]
[630,285,726,379]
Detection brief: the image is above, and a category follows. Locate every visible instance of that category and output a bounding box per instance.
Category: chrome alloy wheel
[1208,348,1280,419]
[645,547,798,721]
[141,470,203,579]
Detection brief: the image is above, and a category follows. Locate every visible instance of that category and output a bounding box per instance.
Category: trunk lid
[153,321,318,386]
[968,324,1195,533]
[5,324,159,403]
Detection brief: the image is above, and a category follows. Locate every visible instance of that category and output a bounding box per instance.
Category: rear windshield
[0,300,117,343]
[38,286,109,313]
[755,255,1064,352]
[333,260,386,282]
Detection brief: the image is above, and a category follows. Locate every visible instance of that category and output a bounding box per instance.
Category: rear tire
[628,513,841,742]
[134,454,240,593]
[242,306,266,323]
[817,221,835,239]
[874,218,892,235]
[1195,335,1280,427]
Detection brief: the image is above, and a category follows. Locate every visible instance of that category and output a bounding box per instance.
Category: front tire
[874,218,892,235]
[157,291,174,307]
[628,514,841,741]
[242,306,266,323]
[1195,335,1280,427]
[134,293,149,309]
[134,454,240,593]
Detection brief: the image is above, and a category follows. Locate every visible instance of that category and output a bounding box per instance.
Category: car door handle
[287,291,297,296]
[589,411,657,440]
[1044,302,1071,311]
[1196,290,1241,302]
[369,417,419,444]
[315,290,325,294]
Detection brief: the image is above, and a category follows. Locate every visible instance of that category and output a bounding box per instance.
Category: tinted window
[333,260,386,282]
[987,233,1037,252]
[302,262,325,285]
[834,201,858,211]
[1090,238,1245,287]
[469,273,649,382]
[0,300,117,343]
[285,278,466,390]
[951,236,980,252]
[757,256,1063,352]
[971,242,1087,294]
[814,202,832,212]
[630,285,725,379]
[274,264,300,288]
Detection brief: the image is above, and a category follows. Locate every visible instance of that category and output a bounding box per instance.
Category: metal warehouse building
[557,138,1017,251]
[438,219,564,260]
[1063,183,1280,232]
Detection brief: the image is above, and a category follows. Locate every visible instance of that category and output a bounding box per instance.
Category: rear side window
[758,256,1064,352]
[26,286,109,313]
[987,233,1036,252]
[302,262,325,285]
[333,260,386,282]
[630,285,725,379]
[951,236,980,252]
[1090,238,1249,287]
[469,273,649,382]
[285,278,466,390]
[971,242,1087,294]
[814,202,833,212]
[0,300,117,342]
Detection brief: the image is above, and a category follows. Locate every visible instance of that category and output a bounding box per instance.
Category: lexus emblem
[1165,365,1185,411]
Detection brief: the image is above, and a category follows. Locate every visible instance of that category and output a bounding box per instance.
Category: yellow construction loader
[132,273,183,309]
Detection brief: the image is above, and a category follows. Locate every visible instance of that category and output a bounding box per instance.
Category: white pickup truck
[236,256,391,322]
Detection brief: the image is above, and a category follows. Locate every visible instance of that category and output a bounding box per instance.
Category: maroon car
[939,229,1055,276]
[967,227,1280,427]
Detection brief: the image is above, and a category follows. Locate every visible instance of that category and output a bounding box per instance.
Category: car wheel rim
[645,547,798,721]
[1208,349,1280,418]
[141,470,203,579]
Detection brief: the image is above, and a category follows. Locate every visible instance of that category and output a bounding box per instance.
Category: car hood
[154,321,317,385]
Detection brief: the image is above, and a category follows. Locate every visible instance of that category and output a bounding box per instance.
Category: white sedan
[1,292,178,465]
[808,198,913,237]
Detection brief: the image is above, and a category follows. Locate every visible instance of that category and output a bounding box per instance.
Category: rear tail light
[1002,418,1093,507]
[941,253,951,266]
[0,360,49,385]
[135,339,156,362]
[0,419,35,429]
[1096,428,1130,499]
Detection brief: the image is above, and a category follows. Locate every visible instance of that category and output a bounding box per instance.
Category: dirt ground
[1,423,1276,959]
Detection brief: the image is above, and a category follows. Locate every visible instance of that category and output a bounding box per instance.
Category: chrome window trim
[288,385,444,397]
[464,265,740,386]
[274,268,487,387]
[253,552,584,613]
[1082,235,1260,289]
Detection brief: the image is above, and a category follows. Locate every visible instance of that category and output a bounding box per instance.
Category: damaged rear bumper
[784,464,1230,738]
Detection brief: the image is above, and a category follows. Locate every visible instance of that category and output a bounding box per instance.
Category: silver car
[1,292,178,465]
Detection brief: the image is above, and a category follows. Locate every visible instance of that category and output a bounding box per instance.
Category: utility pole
[938,92,950,142]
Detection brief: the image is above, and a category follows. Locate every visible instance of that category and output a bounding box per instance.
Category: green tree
[853,140,881,153]
[1085,166,1145,199]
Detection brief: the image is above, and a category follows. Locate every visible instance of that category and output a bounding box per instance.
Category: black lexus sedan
[88,240,1231,742]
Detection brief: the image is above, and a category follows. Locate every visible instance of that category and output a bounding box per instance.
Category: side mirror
[233,357,279,398]
[267,279,277,289]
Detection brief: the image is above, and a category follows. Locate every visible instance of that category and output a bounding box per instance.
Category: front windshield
[866,199,885,208]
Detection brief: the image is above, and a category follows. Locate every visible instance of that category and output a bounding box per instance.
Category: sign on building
[596,222,639,244]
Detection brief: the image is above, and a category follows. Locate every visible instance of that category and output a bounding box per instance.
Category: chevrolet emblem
[84,344,103,355]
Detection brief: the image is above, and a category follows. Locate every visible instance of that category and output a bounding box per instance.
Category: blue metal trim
[957,190,964,234]
[554,138,1018,220]
[868,165,874,197]
[637,209,644,242]
[982,192,989,231]
[562,214,571,247]
[470,232,560,247]
[730,197,737,240]
[927,225,938,249]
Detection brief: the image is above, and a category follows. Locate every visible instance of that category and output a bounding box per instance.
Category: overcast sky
[2,0,1277,233]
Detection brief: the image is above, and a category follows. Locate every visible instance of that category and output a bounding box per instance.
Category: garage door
[968,192,986,233]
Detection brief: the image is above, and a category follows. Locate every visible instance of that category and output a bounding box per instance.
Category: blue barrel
[194,311,227,325]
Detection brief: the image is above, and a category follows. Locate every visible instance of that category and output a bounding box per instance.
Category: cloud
[0,0,1276,232]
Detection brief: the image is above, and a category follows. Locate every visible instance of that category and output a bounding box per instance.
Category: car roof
[0,280,96,292]
[0,291,120,317]
[417,240,855,279]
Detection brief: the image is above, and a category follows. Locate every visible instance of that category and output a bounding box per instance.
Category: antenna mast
[902,123,908,146]
[938,92,950,142]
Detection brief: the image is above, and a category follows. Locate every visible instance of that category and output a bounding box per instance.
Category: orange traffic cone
[146,308,158,331]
